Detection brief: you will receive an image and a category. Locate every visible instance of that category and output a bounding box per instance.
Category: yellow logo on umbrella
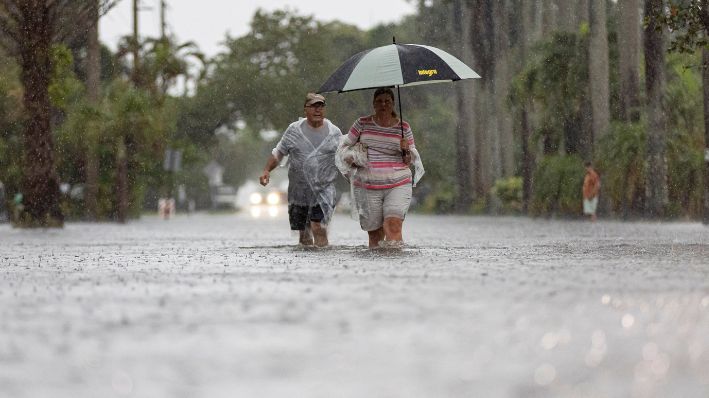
[418,69,438,77]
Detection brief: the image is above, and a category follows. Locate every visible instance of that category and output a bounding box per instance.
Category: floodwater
[1,211,708,397]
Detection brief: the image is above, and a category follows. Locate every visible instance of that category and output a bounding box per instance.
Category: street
[1,212,708,397]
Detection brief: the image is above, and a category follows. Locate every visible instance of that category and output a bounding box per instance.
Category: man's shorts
[288,204,324,230]
[354,183,412,231]
[583,197,598,215]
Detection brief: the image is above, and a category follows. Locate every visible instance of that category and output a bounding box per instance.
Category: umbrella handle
[396,85,409,160]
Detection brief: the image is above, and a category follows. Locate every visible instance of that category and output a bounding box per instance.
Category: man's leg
[311,221,328,247]
[308,205,327,247]
[290,204,313,245]
[299,225,314,245]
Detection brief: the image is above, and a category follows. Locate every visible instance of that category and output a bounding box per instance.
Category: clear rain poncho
[335,134,425,220]
[274,118,342,224]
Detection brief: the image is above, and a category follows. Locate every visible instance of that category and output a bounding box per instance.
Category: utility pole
[131,0,140,86]
[85,0,100,220]
[117,0,141,223]
[160,0,167,39]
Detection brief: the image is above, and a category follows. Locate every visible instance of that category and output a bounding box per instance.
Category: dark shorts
[288,204,324,230]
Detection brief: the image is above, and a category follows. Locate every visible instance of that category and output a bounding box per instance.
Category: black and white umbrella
[317,39,480,138]
[318,42,480,93]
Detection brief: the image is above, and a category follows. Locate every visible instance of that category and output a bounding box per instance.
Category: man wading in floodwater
[259,93,342,247]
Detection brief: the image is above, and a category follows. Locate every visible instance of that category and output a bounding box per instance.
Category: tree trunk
[518,0,540,213]
[452,0,475,212]
[85,0,100,220]
[700,2,709,225]
[577,0,590,25]
[556,0,575,32]
[494,0,515,178]
[542,0,557,36]
[643,0,668,218]
[521,108,534,213]
[18,2,63,227]
[131,0,141,87]
[618,0,641,122]
[576,0,593,160]
[702,48,709,224]
[588,0,610,156]
[477,0,496,197]
[116,136,128,223]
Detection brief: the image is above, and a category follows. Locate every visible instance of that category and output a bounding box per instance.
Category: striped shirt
[346,115,415,189]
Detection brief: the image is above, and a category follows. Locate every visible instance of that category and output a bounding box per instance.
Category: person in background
[338,87,424,248]
[259,93,342,247]
[583,161,601,222]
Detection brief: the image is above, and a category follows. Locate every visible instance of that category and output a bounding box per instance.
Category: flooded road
[1,212,708,397]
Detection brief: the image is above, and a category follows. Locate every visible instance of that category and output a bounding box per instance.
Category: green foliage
[596,122,646,217]
[665,52,705,218]
[667,128,704,217]
[530,155,585,217]
[420,184,456,214]
[491,177,523,214]
[666,52,703,137]
[594,51,705,219]
[206,10,367,133]
[510,31,589,154]
[0,50,23,197]
[49,45,84,110]
[647,1,709,53]
[406,95,456,209]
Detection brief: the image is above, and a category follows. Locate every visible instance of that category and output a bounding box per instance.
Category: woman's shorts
[288,204,324,230]
[583,197,598,215]
[354,183,412,231]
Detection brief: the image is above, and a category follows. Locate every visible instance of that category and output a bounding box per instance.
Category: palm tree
[588,0,610,156]
[643,0,669,217]
[617,0,641,122]
[0,0,115,227]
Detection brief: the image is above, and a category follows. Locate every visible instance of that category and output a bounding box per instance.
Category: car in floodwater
[247,189,287,218]
[236,179,288,219]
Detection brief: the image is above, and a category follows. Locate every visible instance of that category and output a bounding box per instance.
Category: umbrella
[317,38,480,139]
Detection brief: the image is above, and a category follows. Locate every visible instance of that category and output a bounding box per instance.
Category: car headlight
[266,192,280,205]
[249,192,263,205]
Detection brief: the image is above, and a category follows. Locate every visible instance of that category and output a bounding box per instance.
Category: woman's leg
[368,227,385,248]
[381,184,411,244]
[355,186,384,248]
[383,217,403,241]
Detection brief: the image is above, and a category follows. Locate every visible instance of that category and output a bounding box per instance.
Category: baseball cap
[304,93,326,106]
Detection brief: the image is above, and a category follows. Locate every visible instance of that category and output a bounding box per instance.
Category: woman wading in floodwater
[337,88,424,248]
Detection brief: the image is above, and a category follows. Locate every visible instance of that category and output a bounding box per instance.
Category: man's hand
[259,170,270,186]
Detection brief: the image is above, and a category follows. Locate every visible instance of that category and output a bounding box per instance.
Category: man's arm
[259,155,281,186]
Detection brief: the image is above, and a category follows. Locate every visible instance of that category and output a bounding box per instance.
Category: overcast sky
[100,0,417,58]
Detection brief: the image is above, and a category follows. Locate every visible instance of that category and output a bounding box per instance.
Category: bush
[530,155,584,217]
[491,176,523,214]
[420,185,456,214]
[595,122,646,218]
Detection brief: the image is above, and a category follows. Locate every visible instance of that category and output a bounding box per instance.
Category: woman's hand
[344,154,355,166]
[400,138,411,165]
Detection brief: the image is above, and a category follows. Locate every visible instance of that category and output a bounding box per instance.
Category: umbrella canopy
[318,43,480,93]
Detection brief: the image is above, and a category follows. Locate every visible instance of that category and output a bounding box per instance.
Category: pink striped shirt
[346,116,415,189]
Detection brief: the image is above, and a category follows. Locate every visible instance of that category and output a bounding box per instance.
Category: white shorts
[583,197,598,215]
[354,183,412,231]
